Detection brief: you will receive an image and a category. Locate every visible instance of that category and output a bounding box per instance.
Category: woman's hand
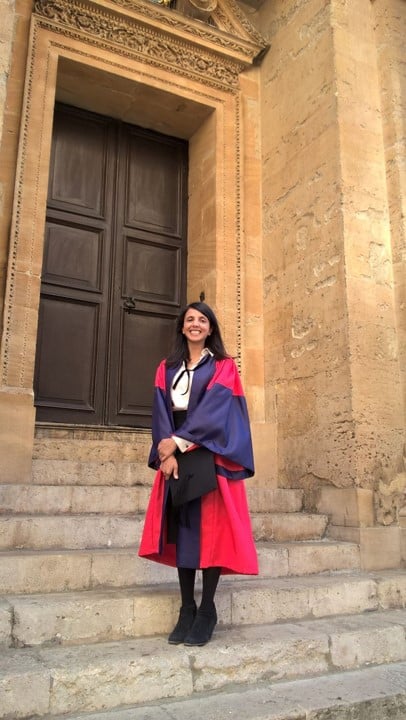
[158,437,177,462]
[160,455,178,480]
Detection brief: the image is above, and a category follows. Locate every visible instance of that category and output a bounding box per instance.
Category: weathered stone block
[231,582,310,626]
[328,525,403,570]
[0,515,143,551]
[33,434,151,462]
[330,620,406,669]
[40,640,193,714]
[376,573,406,609]
[91,551,175,588]
[316,487,374,527]
[12,592,136,647]
[256,542,289,577]
[359,527,402,570]
[0,391,35,484]
[190,622,329,693]
[250,421,278,487]
[0,599,11,646]
[309,577,377,617]
[69,486,148,514]
[252,512,327,542]
[0,651,51,718]
[0,550,92,594]
[0,484,151,516]
[247,487,303,513]
[0,484,73,514]
[287,540,360,575]
[32,459,152,487]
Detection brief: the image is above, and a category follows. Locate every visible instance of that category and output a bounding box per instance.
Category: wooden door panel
[48,109,109,217]
[115,312,176,424]
[43,221,104,292]
[123,234,182,305]
[35,296,100,414]
[125,130,185,235]
[35,105,114,424]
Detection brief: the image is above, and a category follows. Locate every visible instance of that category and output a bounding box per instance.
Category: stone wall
[248,0,405,557]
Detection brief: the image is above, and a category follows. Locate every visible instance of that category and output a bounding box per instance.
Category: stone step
[3,570,405,648]
[1,610,405,718]
[46,662,406,720]
[33,433,151,463]
[252,511,327,540]
[31,460,305,509]
[0,514,143,550]
[0,484,152,515]
[0,540,361,594]
[0,511,327,551]
[31,459,153,487]
[31,461,305,511]
[0,484,303,515]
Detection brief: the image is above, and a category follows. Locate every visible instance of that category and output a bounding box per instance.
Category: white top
[171,348,212,452]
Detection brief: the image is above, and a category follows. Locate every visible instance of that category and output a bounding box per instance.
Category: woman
[138,302,258,646]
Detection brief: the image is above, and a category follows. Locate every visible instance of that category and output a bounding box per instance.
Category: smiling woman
[182,308,212,351]
[138,301,258,647]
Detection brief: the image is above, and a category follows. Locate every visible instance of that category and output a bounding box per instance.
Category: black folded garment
[169,446,217,507]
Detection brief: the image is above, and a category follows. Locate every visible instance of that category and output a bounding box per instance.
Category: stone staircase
[0,431,405,718]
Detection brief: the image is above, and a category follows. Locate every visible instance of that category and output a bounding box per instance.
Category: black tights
[178,567,221,612]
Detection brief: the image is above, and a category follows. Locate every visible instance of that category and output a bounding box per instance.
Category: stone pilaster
[372,0,406,424]
[256,0,405,566]
[331,0,404,553]
[0,1,35,482]
[258,0,354,489]
[0,1,32,330]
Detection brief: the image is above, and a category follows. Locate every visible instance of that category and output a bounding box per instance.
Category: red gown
[138,355,258,575]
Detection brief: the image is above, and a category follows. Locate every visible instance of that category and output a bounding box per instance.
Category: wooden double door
[34,104,188,428]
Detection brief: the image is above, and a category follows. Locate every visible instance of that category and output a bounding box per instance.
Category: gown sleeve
[148,360,174,470]
[172,358,254,476]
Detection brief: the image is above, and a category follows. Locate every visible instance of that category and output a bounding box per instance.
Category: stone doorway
[34,102,188,428]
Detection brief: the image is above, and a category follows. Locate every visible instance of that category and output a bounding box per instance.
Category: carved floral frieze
[33,0,267,90]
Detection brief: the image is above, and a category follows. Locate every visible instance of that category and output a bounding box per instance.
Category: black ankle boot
[168,602,197,645]
[184,606,217,647]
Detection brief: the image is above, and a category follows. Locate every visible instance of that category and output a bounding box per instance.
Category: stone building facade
[0,0,405,569]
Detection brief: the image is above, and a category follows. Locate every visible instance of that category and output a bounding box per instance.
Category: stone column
[257,0,404,568]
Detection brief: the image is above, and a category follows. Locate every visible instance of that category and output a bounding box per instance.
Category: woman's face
[182,308,212,345]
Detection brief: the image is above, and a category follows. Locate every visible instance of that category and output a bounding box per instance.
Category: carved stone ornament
[33,0,268,89]
[174,0,218,22]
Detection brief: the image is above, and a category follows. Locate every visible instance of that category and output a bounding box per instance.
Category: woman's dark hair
[166,302,229,367]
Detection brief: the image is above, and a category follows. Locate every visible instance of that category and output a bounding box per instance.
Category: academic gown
[138,354,259,575]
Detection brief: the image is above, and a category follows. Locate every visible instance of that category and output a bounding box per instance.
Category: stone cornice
[33,0,268,87]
